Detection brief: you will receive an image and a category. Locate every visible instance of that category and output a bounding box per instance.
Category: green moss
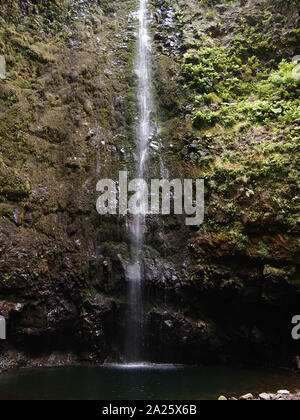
[258,241,270,258]
[0,272,12,286]
[101,241,129,260]
[235,233,249,252]
[264,265,300,291]
[258,60,300,100]
[0,167,32,201]
[179,7,299,131]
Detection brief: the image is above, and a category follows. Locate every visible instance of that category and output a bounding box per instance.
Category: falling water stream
[125,0,152,363]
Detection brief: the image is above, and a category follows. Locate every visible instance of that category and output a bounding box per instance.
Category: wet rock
[0,300,25,319]
[0,0,136,365]
[145,309,211,364]
[215,5,228,14]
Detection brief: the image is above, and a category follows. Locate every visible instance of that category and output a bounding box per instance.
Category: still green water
[0,364,298,400]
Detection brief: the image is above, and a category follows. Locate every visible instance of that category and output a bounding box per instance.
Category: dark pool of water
[0,364,299,400]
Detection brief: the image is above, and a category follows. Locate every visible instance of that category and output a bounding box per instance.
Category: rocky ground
[219,390,300,400]
[0,0,299,369]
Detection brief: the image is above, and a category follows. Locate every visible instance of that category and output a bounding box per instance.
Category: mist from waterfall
[125,0,152,363]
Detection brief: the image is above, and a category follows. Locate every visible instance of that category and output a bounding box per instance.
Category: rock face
[146,0,300,366]
[0,0,136,367]
[0,0,299,368]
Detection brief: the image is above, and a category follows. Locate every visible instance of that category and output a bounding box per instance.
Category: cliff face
[148,0,300,366]
[0,0,138,366]
[0,0,299,369]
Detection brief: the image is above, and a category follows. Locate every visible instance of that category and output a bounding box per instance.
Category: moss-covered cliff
[0,0,140,367]
[148,0,299,366]
[0,0,299,369]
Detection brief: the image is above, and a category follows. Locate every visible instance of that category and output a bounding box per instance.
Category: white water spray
[125,0,152,362]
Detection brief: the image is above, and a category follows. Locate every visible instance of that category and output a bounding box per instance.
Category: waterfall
[125,0,152,363]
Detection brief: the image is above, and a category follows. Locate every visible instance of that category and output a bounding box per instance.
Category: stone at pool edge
[0,56,6,80]
[239,393,254,400]
[277,390,290,395]
[259,393,275,400]
[218,393,255,400]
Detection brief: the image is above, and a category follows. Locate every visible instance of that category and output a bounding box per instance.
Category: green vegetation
[152,0,300,277]
[182,49,299,128]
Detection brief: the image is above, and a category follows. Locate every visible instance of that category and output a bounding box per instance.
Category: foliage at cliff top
[151,0,299,283]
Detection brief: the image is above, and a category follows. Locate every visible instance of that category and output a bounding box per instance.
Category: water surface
[0,364,299,400]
